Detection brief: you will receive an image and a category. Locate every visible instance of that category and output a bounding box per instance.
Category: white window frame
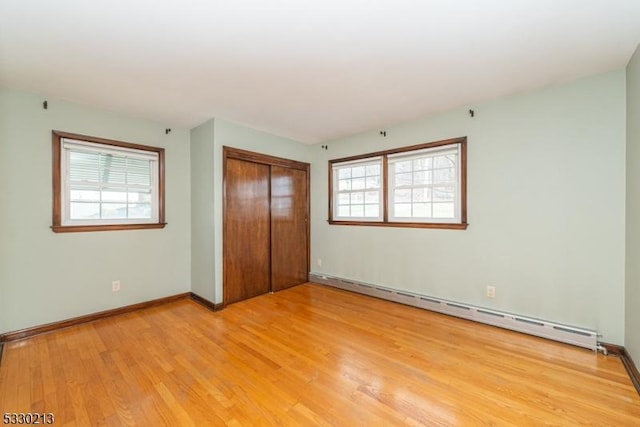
[388,143,462,223]
[61,139,160,226]
[332,157,383,221]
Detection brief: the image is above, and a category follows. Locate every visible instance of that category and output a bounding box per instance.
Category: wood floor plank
[1,283,639,426]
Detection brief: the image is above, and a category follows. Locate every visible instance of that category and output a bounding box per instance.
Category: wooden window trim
[52,130,166,233]
[328,136,468,230]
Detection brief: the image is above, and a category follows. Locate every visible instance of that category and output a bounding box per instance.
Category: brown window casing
[52,130,166,233]
[328,136,467,230]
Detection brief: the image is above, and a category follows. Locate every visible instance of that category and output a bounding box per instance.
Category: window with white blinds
[332,157,383,221]
[328,137,467,229]
[62,139,158,224]
[52,131,165,232]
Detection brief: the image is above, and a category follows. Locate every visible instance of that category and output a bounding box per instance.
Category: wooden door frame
[222,146,310,307]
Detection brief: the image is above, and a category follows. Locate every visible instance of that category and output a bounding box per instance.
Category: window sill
[328,220,468,230]
[51,223,167,233]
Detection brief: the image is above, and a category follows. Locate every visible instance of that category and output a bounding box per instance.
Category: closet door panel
[271,166,308,292]
[224,158,271,304]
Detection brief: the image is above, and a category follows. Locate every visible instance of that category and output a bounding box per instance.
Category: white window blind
[388,143,461,223]
[332,157,383,221]
[61,138,159,225]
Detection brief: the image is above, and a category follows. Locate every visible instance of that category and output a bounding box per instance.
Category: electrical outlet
[112,280,121,292]
[486,285,496,298]
[317,258,322,267]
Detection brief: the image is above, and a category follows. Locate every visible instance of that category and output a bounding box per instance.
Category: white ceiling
[1,1,639,144]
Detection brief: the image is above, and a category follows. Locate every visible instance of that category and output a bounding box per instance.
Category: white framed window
[52,131,166,232]
[388,144,461,223]
[332,157,383,221]
[328,137,467,229]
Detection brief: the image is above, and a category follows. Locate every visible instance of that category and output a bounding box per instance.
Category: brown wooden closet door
[224,158,271,304]
[270,166,308,292]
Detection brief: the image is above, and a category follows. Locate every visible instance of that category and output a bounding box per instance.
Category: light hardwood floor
[1,284,639,426]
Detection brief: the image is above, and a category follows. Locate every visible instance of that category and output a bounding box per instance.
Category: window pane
[352,166,365,178]
[365,191,379,203]
[433,203,455,218]
[101,203,127,219]
[102,190,127,203]
[365,176,380,189]
[433,186,455,201]
[395,161,412,172]
[338,206,350,216]
[70,202,100,219]
[70,189,100,202]
[338,193,350,204]
[413,203,432,217]
[351,192,364,203]
[413,188,432,202]
[338,179,351,191]
[395,172,412,186]
[394,189,411,203]
[434,168,456,183]
[338,168,351,179]
[351,205,364,217]
[414,170,432,185]
[394,203,411,217]
[128,204,152,219]
[364,204,379,217]
[366,165,380,176]
[352,178,365,190]
[128,190,152,203]
[434,155,456,168]
[413,158,432,170]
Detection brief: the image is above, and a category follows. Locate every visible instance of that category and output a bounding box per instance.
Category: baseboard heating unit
[308,273,605,353]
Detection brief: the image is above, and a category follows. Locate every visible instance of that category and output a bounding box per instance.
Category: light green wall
[626,45,640,360]
[0,88,191,334]
[190,119,216,301]
[310,70,627,343]
[1,68,633,348]
[190,118,310,303]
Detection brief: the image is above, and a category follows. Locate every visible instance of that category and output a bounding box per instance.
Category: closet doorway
[223,146,310,305]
